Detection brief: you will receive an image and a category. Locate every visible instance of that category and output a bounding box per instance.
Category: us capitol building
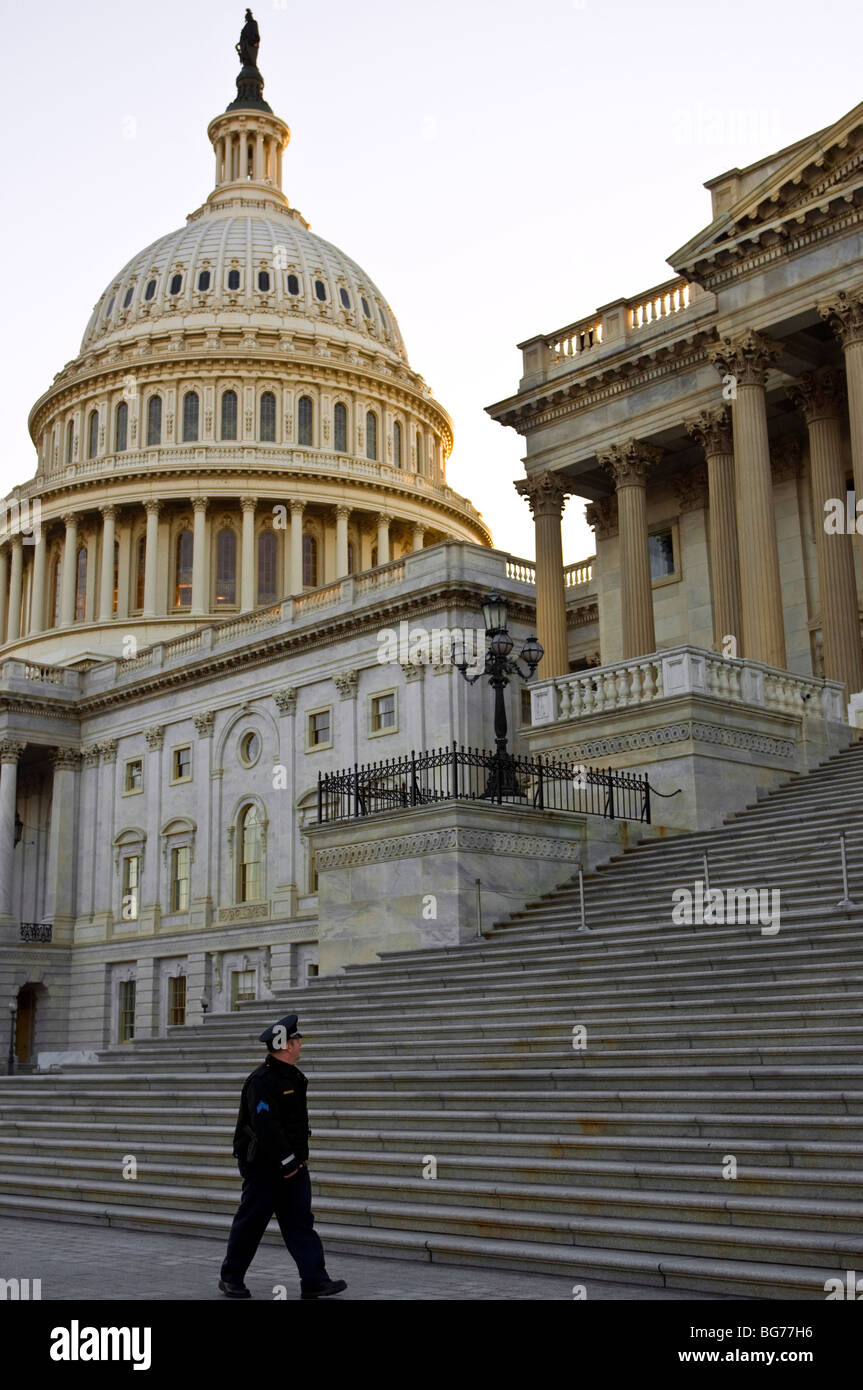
[1,23,861,1065]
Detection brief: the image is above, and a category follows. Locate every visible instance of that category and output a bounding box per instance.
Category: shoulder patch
[256,1100,269,1113]
[282,1089,294,1095]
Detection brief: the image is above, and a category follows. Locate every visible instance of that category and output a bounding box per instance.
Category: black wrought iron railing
[318,742,652,825]
[20,923,52,943]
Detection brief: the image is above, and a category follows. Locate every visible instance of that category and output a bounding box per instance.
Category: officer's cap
[259,1013,303,1049]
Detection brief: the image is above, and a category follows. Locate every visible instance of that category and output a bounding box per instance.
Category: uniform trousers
[221,1162,329,1287]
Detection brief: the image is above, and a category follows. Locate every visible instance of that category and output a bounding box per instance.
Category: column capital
[818,286,863,349]
[598,440,663,489]
[193,711,215,739]
[672,464,709,513]
[514,470,571,516]
[99,739,118,764]
[0,740,25,765]
[709,330,780,386]
[144,725,165,751]
[334,505,351,522]
[61,511,78,530]
[375,511,393,527]
[685,405,732,456]
[584,495,618,540]
[192,496,209,515]
[273,688,298,716]
[240,496,258,513]
[334,669,359,701]
[289,499,305,517]
[82,743,102,767]
[787,366,847,424]
[144,499,162,518]
[100,504,118,522]
[53,748,82,771]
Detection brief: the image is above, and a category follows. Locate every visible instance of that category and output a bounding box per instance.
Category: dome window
[147,395,162,446]
[287,273,300,296]
[87,410,99,460]
[227,269,241,290]
[183,392,200,443]
[198,271,211,291]
[144,279,156,301]
[257,533,277,605]
[221,390,238,441]
[123,287,134,308]
[215,528,237,606]
[393,419,402,468]
[105,296,115,318]
[361,297,371,318]
[339,288,351,309]
[314,279,327,301]
[297,396,313,447]
[366,411,378,461]
[169,273,183,295]
[333,402,347,453]
[260,392,276,442]
[115,401,128,453]
[379,306,389,330]
[258,270,271,292]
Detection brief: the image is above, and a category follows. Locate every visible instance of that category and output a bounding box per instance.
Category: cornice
[680,194,863,291]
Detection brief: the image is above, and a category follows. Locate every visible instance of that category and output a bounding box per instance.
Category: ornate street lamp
[7,998,17,1076]
[453,591,544,799]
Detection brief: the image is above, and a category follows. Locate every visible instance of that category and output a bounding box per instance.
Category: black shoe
[219,1278,252,1299]
[301,1278,347,1300]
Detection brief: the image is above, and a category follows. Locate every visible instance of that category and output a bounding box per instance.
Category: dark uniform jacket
[232,1054,312,1172]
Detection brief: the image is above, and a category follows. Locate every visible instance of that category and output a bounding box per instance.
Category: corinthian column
[597,441,662,659]
[709,331,786,669]
[98,504,117,621]
[788,368,863,698]
[191,497,209,615]
[686,406,742,650]
[335,506,350,577]
[514,471,571,677]
[0,740,24,920]
[818,287,863,511]
[6,538,23,642]
[29,527,47,635]
[142,500,161,618]
[240,496,257,611]
[290,501,305,593]
[0,546,7,644]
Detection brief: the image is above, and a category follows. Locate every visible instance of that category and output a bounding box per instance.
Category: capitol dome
[0,35,490,665]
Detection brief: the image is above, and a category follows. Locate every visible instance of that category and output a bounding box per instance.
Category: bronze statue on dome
[236,9,261,70]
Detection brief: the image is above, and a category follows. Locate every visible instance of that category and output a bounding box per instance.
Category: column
[710,331,786,669]
[29,527,47,635]
[116,516,131,621]
[597,442,661,660]
[83,530,97,621]
[98,505,117,621]
[237,132,247,179]
[514,471,571,677]
[686,406,742,650]
[290,500,305,593]
[7,537,24,642]
[191,497,209,615]
[59,512,77,627]
[789,367,863,697]
[819,288,863,510]
[255,131,264,180]
[0,741,24,920]
[0,545,7,644]
[142,500,161,618]
[335,506,350,577]
[375,512,391,566]
[44,749,82,940]
[412,523,427,551]
[241,496,257,611]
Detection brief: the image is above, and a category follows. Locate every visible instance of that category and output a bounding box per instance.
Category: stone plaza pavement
[0,1217,733,1301]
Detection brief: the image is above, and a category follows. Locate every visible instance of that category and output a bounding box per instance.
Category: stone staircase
[2,740,863,1298]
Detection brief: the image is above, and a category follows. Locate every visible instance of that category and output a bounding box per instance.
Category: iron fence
[318,742,651,825]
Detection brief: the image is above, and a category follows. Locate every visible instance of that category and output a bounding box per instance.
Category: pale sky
[4,0,860,563]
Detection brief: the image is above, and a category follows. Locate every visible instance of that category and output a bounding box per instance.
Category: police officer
[219,1013,347,1299]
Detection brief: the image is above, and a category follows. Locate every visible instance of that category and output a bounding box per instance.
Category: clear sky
[4,0,860,563]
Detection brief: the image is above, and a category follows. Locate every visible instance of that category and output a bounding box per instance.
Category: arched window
[115,401,128,453]
[227,269,241,291]
[144,279,156,301]
[287,273,300,296]
[257,531,277,604]
[260,392,276,442]
[66,421,74,463]
[238,804,263,903]
[147,396,162,447]
[215,528,237,606]
[175,531,193,608]
[314,279,327,301]
[415,430,423,474]
[302,534,317,588]
[258,270,270,292]
[297,396,313,446]
[197,270,211,291]
[87,410,99,460]
[333,402,347,453]
[366,411,377,461]
[169,273,182,295]
[74,547,87,621]
[339,287,351,309]
[135,536,146,610]
[183,392,199,442]
[371,545,378,569]
[221,390,238,440]
[123,286,134,308]
[51,556,62,626]
[347,541,355,575]
[393,420,402,468]
[113,541,119,615]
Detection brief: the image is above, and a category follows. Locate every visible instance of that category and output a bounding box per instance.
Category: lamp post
[453,591,544,799]
[7,998,17,1076]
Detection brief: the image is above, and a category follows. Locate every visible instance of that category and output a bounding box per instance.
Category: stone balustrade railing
[503,555,595,589]
[530,645,846,726]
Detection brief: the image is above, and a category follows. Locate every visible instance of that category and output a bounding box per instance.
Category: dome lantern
[206,11,290,213]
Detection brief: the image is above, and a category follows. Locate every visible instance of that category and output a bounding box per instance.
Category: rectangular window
[170,846,190,912]
[172,746,192,782]
[231,969,256,1010]
[371,692,396,732]
[124,758,143,793]
[168,975,187,1026]
[122,855,139,921]
[119,980,136,1043]
[309,849,318,893]
[521,688,532,726]
[308,709,331,747]
[648,529,675,580]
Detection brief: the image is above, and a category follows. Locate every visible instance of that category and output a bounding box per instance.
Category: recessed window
[361,296,371,318]
[366,411,377,461]
[168,975,186,1026]
[260,391,276,442]
[308,709,331,747]
[169,273,183,295]
[122,856,139,921]
[649,529,675,580]
[175,531,193,608]
[334,402,347,453]
[135,535,146,610]
[339,288,350,309]
[183,391,199,442]
[227,269,241,290]
[123,287,134,308]
[215,528,237,606]
[221,389,238,440]
[170,846,190,912]
[198,270,211,291]
[257,531,277,604]
[119,980,136,1043]
[125,758,143,793]
[287,273,300,295]
[115,401,128,453]
[258,270,270,291]
[232,969,256,1008]
[302,534,317,587]
[393,419,402,468]
[238,806,263,903]
[147,395,162,446]
[240,731,261,767]
[88,410,99,459]
[379,305,389,330]
[105,296,115,318]
[314,279,327,301]
[75,547,87,621]
[144,279,156,301]
[371,693,396,733]
[521,688,532,726]
[172,745,192,781]
[297,395,313,446]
